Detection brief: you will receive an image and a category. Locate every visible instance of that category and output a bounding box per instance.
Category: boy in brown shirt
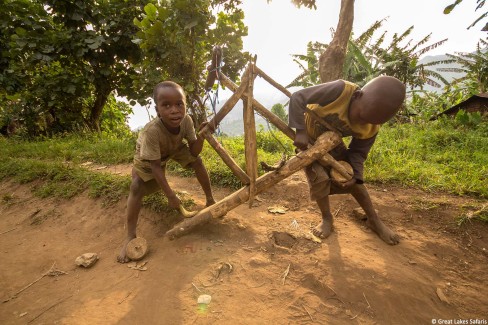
[289,76,406,245]
[118,81,215,263]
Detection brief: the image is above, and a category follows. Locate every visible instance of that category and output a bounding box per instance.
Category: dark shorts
[305,141,350,201]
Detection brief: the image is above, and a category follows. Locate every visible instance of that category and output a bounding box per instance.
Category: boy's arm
[188,136,204,157]
[346,135,377,184]
[149,159,181,208]
[288,80,345,130]
[188,121,213,156]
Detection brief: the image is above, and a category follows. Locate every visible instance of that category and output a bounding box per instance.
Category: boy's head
[153,81,187,129]
[349,76,406,125]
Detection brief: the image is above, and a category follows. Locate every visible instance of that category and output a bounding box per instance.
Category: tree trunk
[318,0,355,83]
[89,84,111,132]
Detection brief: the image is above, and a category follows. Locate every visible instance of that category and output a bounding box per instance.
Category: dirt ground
[0,164,487,324]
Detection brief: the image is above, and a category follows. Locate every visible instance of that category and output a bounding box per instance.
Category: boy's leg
[348,184,400,245]
[189,157,215,206]
[313,195,334,239]
[117,169,157,263]
[305,162,335,238]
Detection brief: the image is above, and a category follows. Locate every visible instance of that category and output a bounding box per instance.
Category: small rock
[436,287,450,304]
[197,294,212,305]
[75,253,99,268]
[249,255,270,267]
[267,206,289,214]
[236,222,246,230]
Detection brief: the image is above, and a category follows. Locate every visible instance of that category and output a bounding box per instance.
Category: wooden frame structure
[165,61,352,239]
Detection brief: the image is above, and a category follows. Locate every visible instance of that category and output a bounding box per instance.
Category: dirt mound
[1,170,487,324]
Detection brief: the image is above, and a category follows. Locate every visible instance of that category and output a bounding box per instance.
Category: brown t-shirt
[134,114,197,163]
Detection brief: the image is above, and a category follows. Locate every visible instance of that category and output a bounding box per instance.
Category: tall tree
[133,0,249,123]
[445,39,488,93]
[317,0,354,82]
[271,0,354,83]
[288,21,451,91]
[0,0,148,134]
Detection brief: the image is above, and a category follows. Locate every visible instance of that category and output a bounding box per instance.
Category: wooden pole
[199,64,251,137]
[218,72,296,141]
[165,131,342,239]
[200,129,250,185]
[243,62,258,207]
[254,65,292,98]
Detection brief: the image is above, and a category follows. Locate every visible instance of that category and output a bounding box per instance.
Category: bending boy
[288,76,406,245]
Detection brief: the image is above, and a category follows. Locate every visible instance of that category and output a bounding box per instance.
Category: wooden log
[200,129,250,185]
[243,63,258,207]
[218,72,296,141]
[254,65,292,98]
[165,131,342,239]
[199,64,251,137]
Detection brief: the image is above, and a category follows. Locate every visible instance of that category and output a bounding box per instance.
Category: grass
[0,119,486,217]
[366,119,488,198]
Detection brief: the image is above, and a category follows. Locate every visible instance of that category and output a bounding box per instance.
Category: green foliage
[0,0,147,134]
[133,0,249,123]
[1,121,486,214]
[446,39,488,93]
[0,133,136,165]
[444,0,487,31]
[270,103,288,126]
[166,130,294,189]
[0,157,131,204]
[289,20,452,90]
[366,119,488,198]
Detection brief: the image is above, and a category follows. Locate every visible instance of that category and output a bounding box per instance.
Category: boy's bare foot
[366,217,400,245]
[312,217,333,239]
[206,197,216,207]
[117,236,136,263]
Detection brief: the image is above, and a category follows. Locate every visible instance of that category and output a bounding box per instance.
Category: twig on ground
[0,227,17,235]
[465,231,473,246]
[118,292,132,304]
[3,262,65,303]
[363,292,371,309]
[325,284,338,296]
[333,202,345,218]
[302,304,313,321]
[192,282,202,293]
[27,294,73,323]
[349,292,372,320]
[281,264,291,285]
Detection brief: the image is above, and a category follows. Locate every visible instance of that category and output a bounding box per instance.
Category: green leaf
[65,85,76,94]
[15,27,27,36]
[144,3,157,20]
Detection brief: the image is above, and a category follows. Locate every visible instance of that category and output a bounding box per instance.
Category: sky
[128,0,487,129]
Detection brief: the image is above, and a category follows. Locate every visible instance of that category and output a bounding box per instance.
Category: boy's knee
[129,180,143,196]
[189,156,203,168]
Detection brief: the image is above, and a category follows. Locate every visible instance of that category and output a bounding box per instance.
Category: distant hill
[415,54,465,93]
[212,54,465,135]
[210,90,289,136]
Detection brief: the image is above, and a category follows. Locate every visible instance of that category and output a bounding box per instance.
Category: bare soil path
[0,164,487,324]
